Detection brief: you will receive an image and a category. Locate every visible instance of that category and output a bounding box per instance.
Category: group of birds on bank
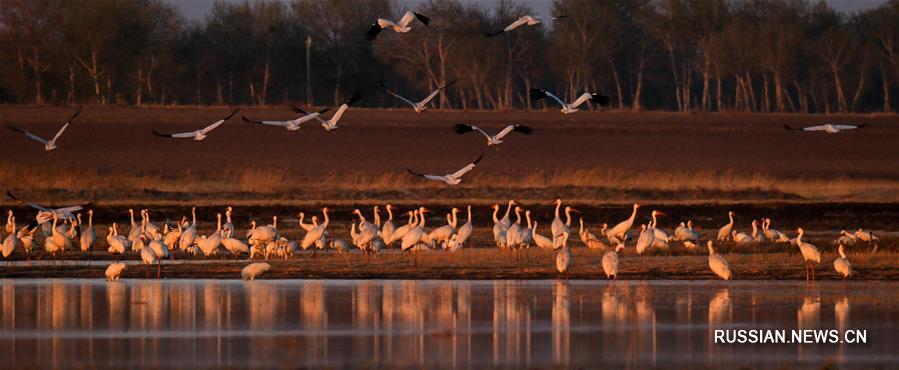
[1,193,879,282]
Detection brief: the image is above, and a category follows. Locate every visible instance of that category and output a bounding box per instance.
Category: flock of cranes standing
[1,194,877,282]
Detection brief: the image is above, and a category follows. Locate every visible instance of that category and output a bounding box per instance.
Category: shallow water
[0,279,895,369]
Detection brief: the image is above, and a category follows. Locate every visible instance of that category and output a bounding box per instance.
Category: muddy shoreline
[2,250,895,281]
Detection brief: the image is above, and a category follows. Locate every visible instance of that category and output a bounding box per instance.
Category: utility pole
[305,35,313,106]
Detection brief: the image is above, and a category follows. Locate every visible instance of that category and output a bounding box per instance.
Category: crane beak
[657,212,666,216]
[570,208,580,213]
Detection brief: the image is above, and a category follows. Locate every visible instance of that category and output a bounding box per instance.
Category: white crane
[106,224,127,261]
[401,207,430,252]
[316,93,362,131]
[78,210,96,253]
[717,211,735,241]
[602,244,625,280]
[529,88,610,114]
[140,245,160,278]
[407,152,484,185]
[153,109,237,141]
[531,221,554,249]
[222,234,250,258]
[833,244,852,279]
[248,215,279,248]
[707,241,732,280]
[241,262,271,280]
[795,228,821,281]
[453,123,532,146]
[301,208,330,250]
[447,206,473,251]
[141,209,161,241]
[5,190,88,223]
[762,218,790,242]
[750,219,766,242]
[241,106,328,131]
[126,208,142,247]
[732,230,753,245]
[428,207,459,248]
[635,224,654,255]
[649,210,669,249]
[198,213,223,256]
[222,207,234,239]
[105,262,126,281]
[551,199,566,236]
[365,10,430,40]
[2,216,21,259]
[485,14,567,36]
[606,203,640,244]
[784,123,866,133]
[5,210,14,235]
[353,208,379,249]
[382,81,455,113]
[853,229,879,243]
[6,107,81,151]
[380,204,396,243]
[505,207,524,249]
[385,210,414,246]
[578,218,605,249]
[673,221,699,242]
[179,207,198,251]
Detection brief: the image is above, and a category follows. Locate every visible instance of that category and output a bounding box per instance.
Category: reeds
[2,162,897,203]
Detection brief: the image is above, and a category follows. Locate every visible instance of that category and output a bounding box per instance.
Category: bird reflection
[708,289,732,326]
[552,281,570,365]
[797,296,821,330]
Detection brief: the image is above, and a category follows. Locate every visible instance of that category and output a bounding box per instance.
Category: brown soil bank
[0,107,898,204]
[2,250,895,281]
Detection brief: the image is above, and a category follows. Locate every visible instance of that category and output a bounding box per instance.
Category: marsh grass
[2,162,898,204]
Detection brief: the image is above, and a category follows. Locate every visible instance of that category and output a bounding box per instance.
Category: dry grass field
[0,106,898,205]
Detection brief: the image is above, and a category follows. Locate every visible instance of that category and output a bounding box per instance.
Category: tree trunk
[830,64,847,112]
[665,39,682,111]
[633,51,645,111]
[609,57,624,110]
[773,71,785,112]
[136,67,143,106]
[701,60,711,111]
[744,71,756,112]
[67,61,76,105]
[715,69,722,111]
[762,73,770,112]
[881,62,892,113]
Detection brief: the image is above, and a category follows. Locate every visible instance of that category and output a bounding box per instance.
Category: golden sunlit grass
[3,162,898,204]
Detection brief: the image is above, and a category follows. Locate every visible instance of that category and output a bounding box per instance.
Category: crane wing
[505,17,529,32]
[448,153,484,179]
[200,109,237,134]
[241,116,289,127]
[7,126,49,144]
[382,84,418,107]
[570,93,594,108]
[833,124,864,130]
[494,125,518,140]
[50,122,69,143]
[398,11,416,27]
[544,91,567,107]
[419,80,456,105]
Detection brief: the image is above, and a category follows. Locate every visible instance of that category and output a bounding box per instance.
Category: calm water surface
[0,279,896,369]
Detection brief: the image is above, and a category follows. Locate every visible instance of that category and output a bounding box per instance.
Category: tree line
[1,0,898,113]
